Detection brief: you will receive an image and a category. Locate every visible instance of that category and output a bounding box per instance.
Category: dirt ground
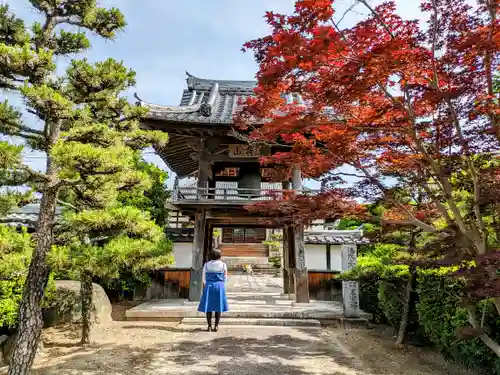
[0,320,476,375]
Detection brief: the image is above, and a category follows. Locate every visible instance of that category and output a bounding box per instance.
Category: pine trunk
[80,274,93,346]
[7,188,58,375]
[395,266,416,347]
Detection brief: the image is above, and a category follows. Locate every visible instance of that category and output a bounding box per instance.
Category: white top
[202,260,228,284]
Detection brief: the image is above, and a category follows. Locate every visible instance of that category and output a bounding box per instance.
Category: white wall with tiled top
[305,244,342,271]
[172,242,192,268]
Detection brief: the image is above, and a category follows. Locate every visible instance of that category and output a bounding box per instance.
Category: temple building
[137,72,363,317]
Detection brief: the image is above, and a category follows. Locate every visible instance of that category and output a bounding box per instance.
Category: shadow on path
[2,325,476,375]
[25,329,356,375]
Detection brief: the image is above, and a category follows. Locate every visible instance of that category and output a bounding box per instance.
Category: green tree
[0,225,33,331]
[52,207,172,345]
[0,2,166,373]
[118,156,171,227]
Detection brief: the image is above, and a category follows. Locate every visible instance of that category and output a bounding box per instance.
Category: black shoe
[207,326,212,332]
[212,326,218,332]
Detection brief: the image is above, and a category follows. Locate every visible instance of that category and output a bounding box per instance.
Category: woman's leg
[206,312,213,331]
[214,312,221,331]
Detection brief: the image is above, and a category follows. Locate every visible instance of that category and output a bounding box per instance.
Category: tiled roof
[137,72,303,124]
[304,234,369,245]
[165,228,194,243]
[1,203,63,227]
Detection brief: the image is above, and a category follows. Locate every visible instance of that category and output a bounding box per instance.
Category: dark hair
[210,249,222,261]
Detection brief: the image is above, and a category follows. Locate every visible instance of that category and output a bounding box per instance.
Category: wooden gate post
[292,166,309,303]
[189,208,206,301]
[293,225,309,303]
[281,181,292,294]
[282,225,290,294]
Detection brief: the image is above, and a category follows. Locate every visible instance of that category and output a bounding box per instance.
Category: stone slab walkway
[125,293,355,320]
[126,274,369,321]
[225,273,283,293]
[15,322,475,375]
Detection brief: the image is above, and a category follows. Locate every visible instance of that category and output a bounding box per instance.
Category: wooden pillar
[286,225,296,295]
[326,244,331,270]
[281,180,292,294]
[189,208,206,301]
[341,244,360,318]
[203,222,213,264]
[197,144,209,199]
[282,226,290,293]
[292,166,309,303]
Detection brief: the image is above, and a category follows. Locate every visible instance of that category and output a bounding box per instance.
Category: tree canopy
[242,0,500,356]
[0,1,167,373]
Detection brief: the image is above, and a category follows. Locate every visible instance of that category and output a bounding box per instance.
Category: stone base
[188,268,203,302]
[294,268,310,303]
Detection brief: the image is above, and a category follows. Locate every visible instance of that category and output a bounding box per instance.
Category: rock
[43,280,112,328]
[1,335,43,366]
[0,335,7,366]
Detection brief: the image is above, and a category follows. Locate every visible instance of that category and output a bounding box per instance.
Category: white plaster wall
[305,244,343,271]
[305,244,327,270]
[172,242,192,268]
[330,245,342,271]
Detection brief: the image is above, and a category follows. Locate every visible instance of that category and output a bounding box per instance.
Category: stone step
[181,317,321,327]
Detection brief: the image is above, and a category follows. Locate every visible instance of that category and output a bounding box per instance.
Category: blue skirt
[198,272,229,313]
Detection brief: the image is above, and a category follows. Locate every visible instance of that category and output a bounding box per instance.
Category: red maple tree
[240,0,500,354]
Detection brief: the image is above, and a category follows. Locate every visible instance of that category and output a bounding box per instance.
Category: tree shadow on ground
[4,326,476,375]
[121,324,205,333]
[23,331,358,375]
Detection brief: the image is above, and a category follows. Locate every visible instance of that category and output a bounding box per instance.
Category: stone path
[20,322,474,375]
[126,274,359,321]
[225,273,283,293]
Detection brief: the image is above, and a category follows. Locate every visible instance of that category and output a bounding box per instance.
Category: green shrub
[417,271,500,373]
[359,278,386,324]
[344,241,500,373]
[0,225,55,331]
[378,277,408,328]
[0,225,32,330]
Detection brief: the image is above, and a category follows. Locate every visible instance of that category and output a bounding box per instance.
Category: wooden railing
[172,187,319,202]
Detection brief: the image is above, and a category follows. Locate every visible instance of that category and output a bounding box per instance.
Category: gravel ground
[0,322,475,375]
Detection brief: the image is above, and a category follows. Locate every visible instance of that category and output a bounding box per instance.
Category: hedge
[359,271,500,374]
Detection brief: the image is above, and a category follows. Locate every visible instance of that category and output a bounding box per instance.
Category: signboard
[228,144,270,158]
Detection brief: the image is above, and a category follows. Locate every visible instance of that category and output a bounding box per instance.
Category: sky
[3,0,423,189]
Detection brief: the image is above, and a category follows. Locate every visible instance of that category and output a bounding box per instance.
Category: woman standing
[198,249,229,332]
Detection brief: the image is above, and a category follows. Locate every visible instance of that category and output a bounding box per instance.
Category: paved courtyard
[17,322,474,375]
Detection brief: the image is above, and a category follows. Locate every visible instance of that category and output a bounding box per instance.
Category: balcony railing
[172,187,318,203]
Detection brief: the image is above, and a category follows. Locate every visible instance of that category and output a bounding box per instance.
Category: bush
[359,278,386,324]
[0,226,32,331]
[417,271,500,373]
[0,225,55,332]
[378,277,408,328]
[346,242,500,373]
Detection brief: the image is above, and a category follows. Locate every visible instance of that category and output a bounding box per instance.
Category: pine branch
[19,165,50,183]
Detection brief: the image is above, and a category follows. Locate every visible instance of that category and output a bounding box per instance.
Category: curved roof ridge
[186,71,256,91]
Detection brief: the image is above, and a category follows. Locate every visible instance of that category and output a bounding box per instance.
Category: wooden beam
[191,153,260,163]
[208,217,275,226]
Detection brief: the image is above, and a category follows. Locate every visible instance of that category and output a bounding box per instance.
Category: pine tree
[52,206,172,345]
[0,2,166,373]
